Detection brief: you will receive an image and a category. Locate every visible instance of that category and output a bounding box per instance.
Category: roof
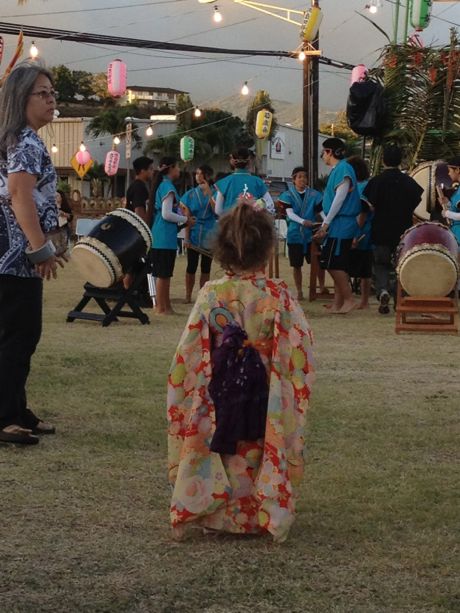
[127,86,188,95]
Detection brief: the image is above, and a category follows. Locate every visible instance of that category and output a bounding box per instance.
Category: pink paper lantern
[350,64,368,86]
[76,150,91,165]
[105,150,120,176]
[107,59,127,98]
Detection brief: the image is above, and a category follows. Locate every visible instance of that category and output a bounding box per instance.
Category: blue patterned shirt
[0,127,58,277]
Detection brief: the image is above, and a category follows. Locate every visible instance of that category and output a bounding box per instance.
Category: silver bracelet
[26,239,56,264]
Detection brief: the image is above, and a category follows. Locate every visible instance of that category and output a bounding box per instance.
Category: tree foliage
[51,65,115,103]
[175,94,194,131]
[145,108,251,161]
[368,29,460,172]
[86,104,141,144]
[320,111,362,157]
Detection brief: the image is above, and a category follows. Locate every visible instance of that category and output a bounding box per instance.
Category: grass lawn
[1,255,459,612]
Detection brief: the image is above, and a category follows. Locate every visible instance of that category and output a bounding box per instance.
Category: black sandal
[0,426,39,445]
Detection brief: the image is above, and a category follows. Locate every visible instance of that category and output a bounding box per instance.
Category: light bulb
[298,51,306,62]
[146,125,153,136]
[113,136,121,145]
[213,6,222,23]
[51,144,58,154]
[369,5,377,13]
[241,82,249,96]
[194,107,202,118]
[79,142,86,152]
[30,42,39,59]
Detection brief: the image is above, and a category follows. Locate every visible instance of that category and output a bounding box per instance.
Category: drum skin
[396,222,459,296]
[410,160,452,222]
[72,209,151,287]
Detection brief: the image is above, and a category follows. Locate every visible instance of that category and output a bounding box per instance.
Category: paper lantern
[350,64,368,86]
[107,59,127,98]
[301,6,323,42]
[76,150,91,165]
[255,110,273,139]
[411,0,431,31]
[105,150,120,176]
[180,136,195,162]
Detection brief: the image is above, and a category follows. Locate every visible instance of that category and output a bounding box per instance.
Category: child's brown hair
[213,199,275,272]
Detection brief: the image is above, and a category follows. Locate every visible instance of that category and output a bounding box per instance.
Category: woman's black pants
[0,275,42,429]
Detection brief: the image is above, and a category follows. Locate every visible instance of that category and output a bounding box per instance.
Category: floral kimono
[167,272,314,541]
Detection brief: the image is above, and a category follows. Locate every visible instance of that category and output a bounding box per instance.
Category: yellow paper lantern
[255,109,273,140]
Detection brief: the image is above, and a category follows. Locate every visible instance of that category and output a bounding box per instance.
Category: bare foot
[337,300,357,314]
[297,292,304,301]
[171,525,186,541]
[326,301,344,313]
[319,287,330,295]
[323,303,333,310]
[357,303,370,310]
[183,297,192,304]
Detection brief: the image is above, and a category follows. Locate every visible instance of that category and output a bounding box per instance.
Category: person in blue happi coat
[440,156,460,251]
[151,157,193,314]
[215,147,275,215]
[180,165,217,303]
[314,138,361,314]
[278,166,324,300]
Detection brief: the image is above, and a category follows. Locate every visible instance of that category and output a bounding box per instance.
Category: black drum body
[72,209,152,287]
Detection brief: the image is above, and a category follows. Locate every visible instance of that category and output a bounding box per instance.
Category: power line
[1,1,188,19]
[0,22,355,69]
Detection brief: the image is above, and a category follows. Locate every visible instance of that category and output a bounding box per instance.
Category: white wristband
[26,239,56,264]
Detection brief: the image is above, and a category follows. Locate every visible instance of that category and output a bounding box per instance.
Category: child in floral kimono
[167,198,315,542]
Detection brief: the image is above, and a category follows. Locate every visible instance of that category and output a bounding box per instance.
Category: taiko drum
[396,221,459,296]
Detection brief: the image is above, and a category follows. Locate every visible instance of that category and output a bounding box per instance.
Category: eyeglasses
[30,90,58,101]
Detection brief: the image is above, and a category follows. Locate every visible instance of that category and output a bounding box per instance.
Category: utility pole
[302,0,320,185]
[199,0,322,184]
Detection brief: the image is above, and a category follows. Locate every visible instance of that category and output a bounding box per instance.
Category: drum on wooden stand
[396,221,459,296]
[72,208,152,287]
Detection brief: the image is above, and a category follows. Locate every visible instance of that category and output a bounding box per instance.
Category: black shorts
[186,248,212,275]
[319,237,353,272]
[151,248,177,279]
[288,242,311,267]
[348,249,373,279]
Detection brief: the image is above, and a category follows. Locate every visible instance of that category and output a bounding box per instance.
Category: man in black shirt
[363,146,423,313]
[124,156,154,306]
[126,156,154,224]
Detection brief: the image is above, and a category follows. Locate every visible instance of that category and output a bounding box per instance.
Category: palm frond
[355,12,391,44]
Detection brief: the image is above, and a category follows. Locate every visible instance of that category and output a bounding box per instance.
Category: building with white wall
[125,86,187,109]
[39,116,178,197]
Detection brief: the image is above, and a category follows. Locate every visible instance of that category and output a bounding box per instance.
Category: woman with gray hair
[0,60,66,445]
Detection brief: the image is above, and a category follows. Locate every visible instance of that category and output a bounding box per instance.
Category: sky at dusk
[1,0,459,110]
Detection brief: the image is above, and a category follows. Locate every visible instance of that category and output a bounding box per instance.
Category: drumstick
[436,184,451,226]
